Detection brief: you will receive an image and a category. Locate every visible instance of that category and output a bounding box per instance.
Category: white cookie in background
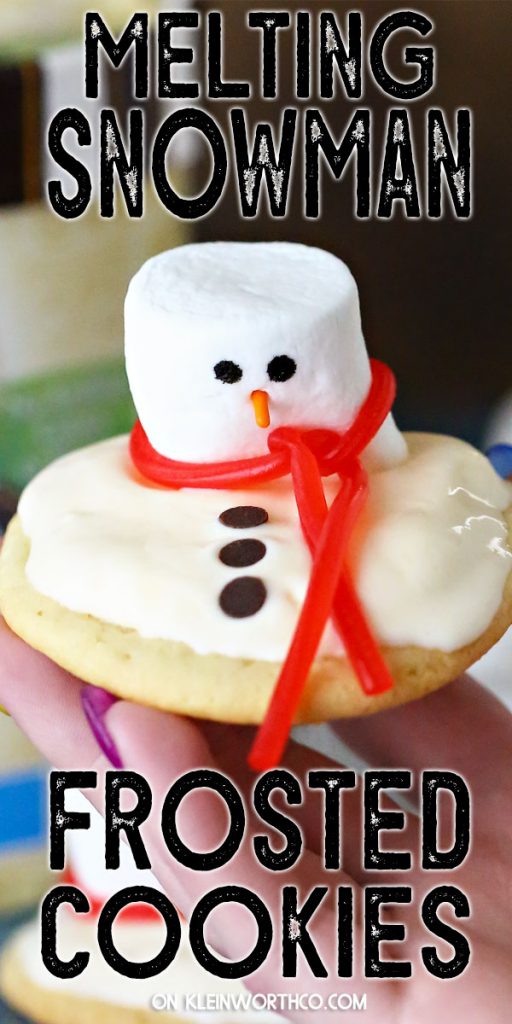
[0,791,283,1023]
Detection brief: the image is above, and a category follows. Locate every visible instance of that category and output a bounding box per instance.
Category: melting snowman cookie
[0,242,511,769]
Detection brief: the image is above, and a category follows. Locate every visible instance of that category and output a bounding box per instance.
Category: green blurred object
[0,35,70,62]
[0,360,135,490]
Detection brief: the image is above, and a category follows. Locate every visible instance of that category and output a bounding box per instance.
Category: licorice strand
[130,359,397,769]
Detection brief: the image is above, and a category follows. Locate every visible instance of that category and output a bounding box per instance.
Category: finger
[0,617,418,891]
[0,615,418,897]
[332,674,511,783]
[199,720,420,887]
[102,702,372,978]
[105,701,406,1022]
[0,626,400,1019]
[0,618,100,769]
[330,675,512,840]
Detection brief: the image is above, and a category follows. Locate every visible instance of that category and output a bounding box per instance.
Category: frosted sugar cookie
[1,243,511,768]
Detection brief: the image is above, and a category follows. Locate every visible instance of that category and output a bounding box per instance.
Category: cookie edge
[1,511,511,724]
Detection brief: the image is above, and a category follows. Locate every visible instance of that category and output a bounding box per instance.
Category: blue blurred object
[0,772,47,852]
[486,443,512,479]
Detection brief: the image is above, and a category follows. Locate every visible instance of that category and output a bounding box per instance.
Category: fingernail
[81,685,123,768]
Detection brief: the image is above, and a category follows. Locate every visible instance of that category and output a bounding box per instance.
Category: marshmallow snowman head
[125,241,397,463]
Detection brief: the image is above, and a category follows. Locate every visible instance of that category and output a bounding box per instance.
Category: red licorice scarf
[130,358,396,771]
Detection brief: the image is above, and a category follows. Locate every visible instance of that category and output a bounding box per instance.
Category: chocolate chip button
[219,577,267,618]
[219,538,266,568]
[219,505,268,529]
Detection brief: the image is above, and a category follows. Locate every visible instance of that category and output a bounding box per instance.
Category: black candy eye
[267,355,297,383]
[214,360,243,384]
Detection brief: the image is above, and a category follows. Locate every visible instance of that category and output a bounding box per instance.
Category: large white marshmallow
[124,241,406,465]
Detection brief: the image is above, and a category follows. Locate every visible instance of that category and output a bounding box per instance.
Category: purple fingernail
[81,685,123,768]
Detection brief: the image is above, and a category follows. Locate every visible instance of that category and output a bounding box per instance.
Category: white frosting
[124,242,406,466]
[19,433,512,657]
[13,918,283,1021]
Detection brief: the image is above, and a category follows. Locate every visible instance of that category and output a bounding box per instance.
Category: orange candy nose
[251,390,270,428]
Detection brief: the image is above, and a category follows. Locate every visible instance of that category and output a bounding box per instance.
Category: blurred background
[0,1,510,1021]
[195,0,511,443]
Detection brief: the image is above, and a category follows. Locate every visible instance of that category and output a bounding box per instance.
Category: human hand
[0,615,511,1024]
